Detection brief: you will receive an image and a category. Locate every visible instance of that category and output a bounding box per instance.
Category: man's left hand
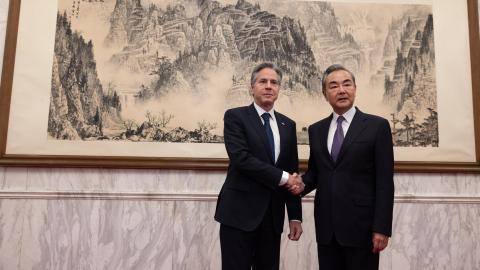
[288,220,303,241]
[372,232,389,253]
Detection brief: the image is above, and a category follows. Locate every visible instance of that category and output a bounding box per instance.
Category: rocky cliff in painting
[383,14,435,113]
[369,10,435,114]
[265,2,362,74]
[48,13,121,140]
[104,0,319,103]
[104,0,144,46]
[379,14,438,146]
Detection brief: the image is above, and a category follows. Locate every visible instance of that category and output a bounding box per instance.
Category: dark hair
[250,62,283,87]
[321,64,356,93]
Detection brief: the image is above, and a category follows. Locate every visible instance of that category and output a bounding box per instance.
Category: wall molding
[0,191,480,204]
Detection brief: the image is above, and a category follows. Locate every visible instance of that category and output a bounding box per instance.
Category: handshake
[286,173,304,195]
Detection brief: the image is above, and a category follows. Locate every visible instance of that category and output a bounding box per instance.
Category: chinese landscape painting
[49,0,437,147]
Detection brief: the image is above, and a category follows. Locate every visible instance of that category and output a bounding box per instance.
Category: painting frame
[0,0,479,172]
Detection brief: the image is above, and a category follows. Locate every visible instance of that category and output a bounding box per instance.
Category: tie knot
[261,113,271,123]
[337,115,345,124]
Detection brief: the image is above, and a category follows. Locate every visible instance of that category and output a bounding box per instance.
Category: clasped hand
[286,173,304,195]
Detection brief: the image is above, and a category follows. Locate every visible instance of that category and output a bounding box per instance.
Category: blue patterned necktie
[331,116,345,162]
[261,113,275,162]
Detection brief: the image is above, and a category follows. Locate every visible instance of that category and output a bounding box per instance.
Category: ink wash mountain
[104,0,319,104]
[48,13,121,140]
[374,13,438,146]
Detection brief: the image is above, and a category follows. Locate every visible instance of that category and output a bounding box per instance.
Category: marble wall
[0,168,479,269]
[1,1,480,269]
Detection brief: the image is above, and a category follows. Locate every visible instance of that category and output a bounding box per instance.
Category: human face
[251,68,280,111]
[323,70,356,115]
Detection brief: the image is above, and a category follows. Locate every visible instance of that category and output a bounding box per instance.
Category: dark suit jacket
[215,104,302,234]
[303,108,394,248]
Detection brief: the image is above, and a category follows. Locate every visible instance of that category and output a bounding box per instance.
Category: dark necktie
[261,112,275,162]
[331,116,345,162]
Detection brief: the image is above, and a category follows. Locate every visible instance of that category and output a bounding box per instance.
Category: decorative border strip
[394,195,480,204]
[0,191,217,201]
[0,191,480,204]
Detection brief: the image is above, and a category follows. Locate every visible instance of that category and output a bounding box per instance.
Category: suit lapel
[247,104,275,164]
[320,114,335,166]
[336,108,367,163]
[274,111,288,165]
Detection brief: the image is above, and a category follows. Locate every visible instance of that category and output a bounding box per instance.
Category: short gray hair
[250,62,283,87]
[321,64,356,93]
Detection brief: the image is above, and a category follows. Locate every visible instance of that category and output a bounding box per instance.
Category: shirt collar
[253,102,275,120]
[333,106,356,124]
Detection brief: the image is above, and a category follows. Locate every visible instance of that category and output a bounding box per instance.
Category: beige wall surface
[1,1,480,269]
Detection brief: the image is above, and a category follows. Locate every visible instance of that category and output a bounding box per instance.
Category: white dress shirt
[327,106,356,154]
[253,103,289,185]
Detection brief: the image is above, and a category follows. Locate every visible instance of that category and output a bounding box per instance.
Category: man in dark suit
[302,64,394,270]
[215,62,304,270]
